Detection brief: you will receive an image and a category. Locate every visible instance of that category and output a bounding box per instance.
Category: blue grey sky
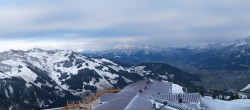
[0,0,250,51]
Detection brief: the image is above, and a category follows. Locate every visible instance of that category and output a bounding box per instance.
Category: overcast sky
[0,0,250,52]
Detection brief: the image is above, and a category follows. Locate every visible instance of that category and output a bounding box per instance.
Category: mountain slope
[136,63,200,88]
[0,49,200,109]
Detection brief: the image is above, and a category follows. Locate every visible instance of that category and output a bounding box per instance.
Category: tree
[229,93,239,100]
[222,95,225,100]
[212,94,216,99]
[199,89,205,97]
[234,93,239,99]
[229,94,235,100]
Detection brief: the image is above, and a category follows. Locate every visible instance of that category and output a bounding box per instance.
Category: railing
[61,89,121,110]
[61,100,83,110]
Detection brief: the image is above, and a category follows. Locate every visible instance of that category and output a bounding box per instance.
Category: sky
[0,0,250,52]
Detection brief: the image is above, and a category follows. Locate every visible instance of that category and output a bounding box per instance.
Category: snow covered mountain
[0,48,199,109]
[83,44,193,66]
[83,36,250,92]
[192,36,250,71]
[84,36,250,71]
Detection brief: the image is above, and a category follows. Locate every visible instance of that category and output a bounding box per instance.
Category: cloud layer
[0,0,250,51]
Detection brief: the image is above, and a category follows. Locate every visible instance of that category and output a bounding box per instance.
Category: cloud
[0,0,250,51]
[0,36,141,52]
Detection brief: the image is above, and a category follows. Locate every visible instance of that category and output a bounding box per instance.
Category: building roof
[94,80,201,110]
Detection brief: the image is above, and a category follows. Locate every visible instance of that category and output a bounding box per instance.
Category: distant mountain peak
[113,43,162,50]
[234,36,250,46]
[29,48,45,51]
[28,48,61,52]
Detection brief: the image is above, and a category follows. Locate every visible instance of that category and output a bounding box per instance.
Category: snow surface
[1,59,38,83]
[128,66,151,75]
[232,99,250,105]
[201,96,250,110]
[0,72,10,79]
[172,83,184,93]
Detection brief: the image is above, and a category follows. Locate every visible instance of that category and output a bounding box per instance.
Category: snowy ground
[201,96,250,110]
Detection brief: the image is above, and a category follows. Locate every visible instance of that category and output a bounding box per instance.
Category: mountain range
[0,48,200,109]
[84,36,250,71]
[83,36,250,92]
[2,36,250,109]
